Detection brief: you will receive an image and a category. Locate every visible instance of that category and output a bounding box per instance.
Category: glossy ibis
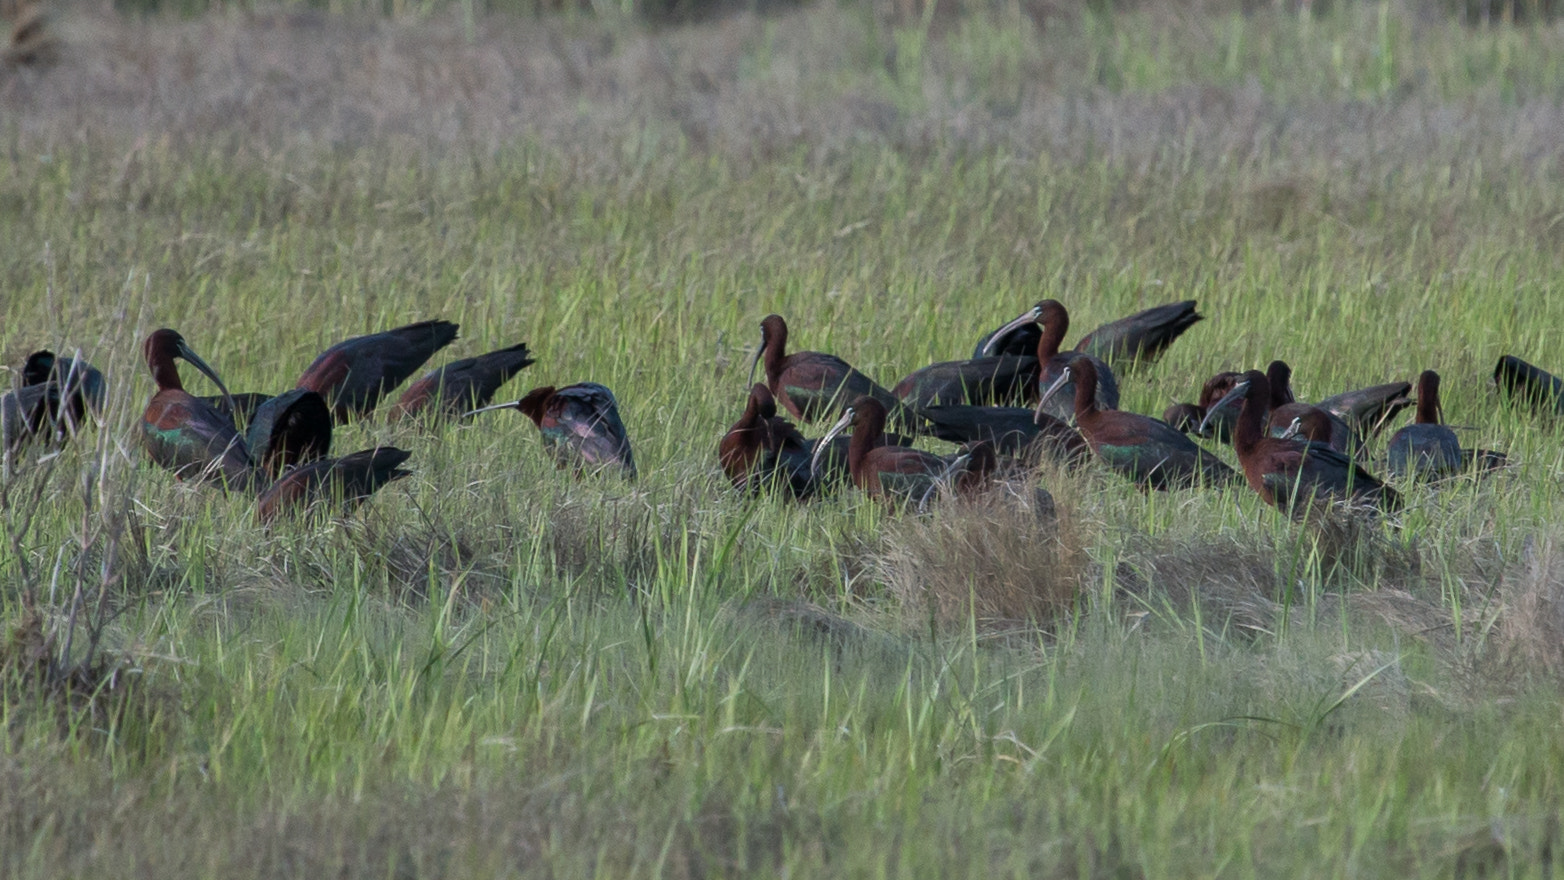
[1039,356,1235,490]
[914,440,996,512]
[21,349,105,437]
[140,329,254,489]
[1386,370,1506,480]
[920,404,1089,467]
[1075,300,1204,367]
[978,301,1119,422]
[467,383,636,480]
[1162,403,1206,435]
[810,398,957,505]
[1258,361,1357,453]
[892,355,1039,409]
[1317,381,1413,446]
[750,314,916,428]
[977,299,1201,369]
[296,320,459,421]
[198,392,276,428]
[1276,410,1339,447]
[246,388,333,478]
[1494,355,1564,415]
[719,383,817,498]
[1205,370,1399,516]
[1165,371,1244,442]
[256,446,412,523]
[2,381,58,461]
[391,342,535,423]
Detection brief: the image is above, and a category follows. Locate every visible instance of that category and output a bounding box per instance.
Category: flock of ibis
[2,298,1558,524]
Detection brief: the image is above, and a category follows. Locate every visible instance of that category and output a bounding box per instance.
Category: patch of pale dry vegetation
[1492,533,1564,679]
[873,473,1089,630]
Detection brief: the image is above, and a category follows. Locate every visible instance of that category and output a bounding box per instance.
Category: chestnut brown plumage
[139,329,255,490]
[1207,370,1399,516]
[750,314,917,428]
[468,383,636,480]
[1041,356,1235,490]
[978,301,1119,422]
[810,398,956,505]
[976,299,1202,370]
[296,320,459,421]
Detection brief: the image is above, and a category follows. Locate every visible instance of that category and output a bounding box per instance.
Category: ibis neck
[1233,391,1267,457]
[1415,375,1441,424]
[150,356,183,392]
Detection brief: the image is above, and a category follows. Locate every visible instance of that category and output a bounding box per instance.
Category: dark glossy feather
[1074,300,1203,368]
[1049,356,1234,490]
[813,398,958,505]
[21,350,105,435]
[140,329,256,491]
[1388,370,1502,481]
[893,356,1039,408]
[777,352,905,424]
[2,382,58,455]
[1317,382,1413,444]
[720,384,819,498]
[754,314,919,429]
[985,302,1121,422]
[921,404,1089,466]
[972,322,1042,359]
[391,342,535,423]
[197,392,276,428]
[1387,424,1462,480]
[1257,442,1401,516]
[142,393,255,489]
[256,446,412,522]
[1268,403,1351,453]
[1494,355,1564,415]
[246,388,333,477]
[296,320,459,421]
[1085,412,1235,490]
[1194,371,1245,443]
[1214,369,1398,516]
[1162,403,1205,434]
[481,383,637,480]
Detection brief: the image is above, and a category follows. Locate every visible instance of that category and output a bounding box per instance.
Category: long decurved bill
[980,305,1043,357]
[463,400,519,419]
[177,340,238,418]
[1198,380,1251,437]
[809,407,855,475]
[1033,366,1073,425]
[746,336,764,389]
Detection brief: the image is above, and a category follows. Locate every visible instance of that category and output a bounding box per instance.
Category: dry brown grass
[0,1,1559,175]
[1491,534,1564,680]
[873,474,1089,631]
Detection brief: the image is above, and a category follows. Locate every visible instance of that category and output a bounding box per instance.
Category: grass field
[5,0,1564,875]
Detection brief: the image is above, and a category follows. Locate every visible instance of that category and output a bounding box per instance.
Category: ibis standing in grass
[296,319,460,421]
[979,301,1120,422]
[1203,369,1399,516]
[750,314,915,428]
[468,383,637,480]
[140,329,255,490]
[1038,355,1234,490]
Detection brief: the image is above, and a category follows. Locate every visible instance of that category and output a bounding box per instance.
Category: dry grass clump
[873,482,1088,631]
[1116,512,1427,637]
[1490,534,1564,680]
[0,605,160,747]
[1117,529,1285,637]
